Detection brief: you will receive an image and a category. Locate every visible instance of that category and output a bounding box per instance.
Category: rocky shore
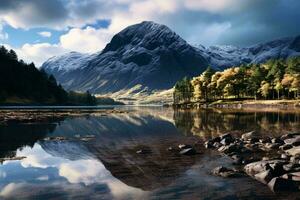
[204,131,300,192]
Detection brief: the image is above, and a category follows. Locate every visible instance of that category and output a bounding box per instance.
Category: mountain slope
[198,35,300,69]
[42,21,300,102]
[42,21,208,95]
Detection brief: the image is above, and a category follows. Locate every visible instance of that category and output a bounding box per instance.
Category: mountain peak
[102,21,181,53]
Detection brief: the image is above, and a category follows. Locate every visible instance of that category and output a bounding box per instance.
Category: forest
[0,46,97,105]
[174,57,300,104]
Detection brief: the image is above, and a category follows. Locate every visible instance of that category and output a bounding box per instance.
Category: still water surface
[0,107,300,200]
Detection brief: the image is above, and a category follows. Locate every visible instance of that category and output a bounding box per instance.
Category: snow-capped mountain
[42,21,208,95]
[197,35,300,69]
[42,21,300,100]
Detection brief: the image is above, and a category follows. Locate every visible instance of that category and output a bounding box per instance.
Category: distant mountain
[0,45,97,105]
[42,21,300,101]
[42,21,208,95]
[197,35,300,69]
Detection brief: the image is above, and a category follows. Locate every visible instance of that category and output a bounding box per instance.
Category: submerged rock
[211,166,243,178]
[179,148,197,156]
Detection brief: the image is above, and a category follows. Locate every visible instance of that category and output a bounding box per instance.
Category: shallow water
[0,107,299,200]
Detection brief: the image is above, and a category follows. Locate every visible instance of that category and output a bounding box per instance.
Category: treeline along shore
[173,57,300,109]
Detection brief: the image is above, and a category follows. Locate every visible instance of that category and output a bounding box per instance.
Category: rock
[212,137,221,143]
[254,170,274,184]
[213,142,222,148]
[281,133,300,140]
[220,137,234,145]
[136,149,151,154]
[218,144,240,154]
[231,154,243,165]
[272,138,284,145]
[241,131,260,141]
[282,172,300,182]
[279,144,293,151]
[269,162,286,176]
[284,136,300,146]
[265,143,281,150]
[281,153,290,160]
[204,141,214,149]
[268,177,298,192]
[249,138,259,144]
[244,160,286,177]
[260,137,272,144]
[290,156,300,164]
[220,133,233,140]
[211,166,242,178]
[167,146,174,151]
[285,146,300,157]
[179,148,197,155]
[283,163,300,172]
[178,144,193,150]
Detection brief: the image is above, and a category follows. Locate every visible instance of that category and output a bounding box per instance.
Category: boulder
[204,141,214,149]
[282,172,300,182]
[220,137,234,145]
[218,144,240,154]
[211,166,242,178]
[285,146,300,157]
[272,138,284,145]
[178,144,193,150]
[241,131,260,141]
[284,136,300,146]
[279,144,293,151]
[260,137,272,144]
[268,177,298,192]
[244,160,286,177]
[254,170,274,184]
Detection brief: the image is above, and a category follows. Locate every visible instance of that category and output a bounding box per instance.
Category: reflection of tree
[173,109,300,139]
[0,120,63,158]
[173,109,195,136]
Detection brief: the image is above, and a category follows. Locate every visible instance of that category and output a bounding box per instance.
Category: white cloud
[16,43,68,67]
[183,0,238,12]
[38,31,52,38]
[60,26,112,53]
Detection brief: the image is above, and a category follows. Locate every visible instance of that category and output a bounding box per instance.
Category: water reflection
[0,108,299,199]
[174,108,300,139]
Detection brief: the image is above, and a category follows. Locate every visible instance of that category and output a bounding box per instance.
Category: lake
[0,107,299,200]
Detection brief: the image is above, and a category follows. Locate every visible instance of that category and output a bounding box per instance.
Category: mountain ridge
[42,21,300,103]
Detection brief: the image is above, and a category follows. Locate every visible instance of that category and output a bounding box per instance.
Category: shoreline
[173,100,300,110]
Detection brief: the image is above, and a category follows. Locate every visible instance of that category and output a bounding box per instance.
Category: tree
[259,81,270,99]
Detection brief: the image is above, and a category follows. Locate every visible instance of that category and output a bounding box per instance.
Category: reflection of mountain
[174,109,300,139]
[0,122,57,158]
[38,113,201,190]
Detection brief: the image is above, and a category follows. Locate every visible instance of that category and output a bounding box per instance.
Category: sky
[0,0,299,66]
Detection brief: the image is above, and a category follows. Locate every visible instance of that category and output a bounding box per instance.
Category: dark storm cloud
[0,0,299,46]
[0,0,69,28]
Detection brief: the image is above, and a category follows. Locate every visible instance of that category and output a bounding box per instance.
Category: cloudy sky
[0,0,299,66]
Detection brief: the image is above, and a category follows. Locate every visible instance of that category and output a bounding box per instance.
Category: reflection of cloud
[36,176,49,181]
[15,143,147,199]
[0,171,6,178]
[59,160,110,186]
[0,182,26,198]
[17,144,66,169]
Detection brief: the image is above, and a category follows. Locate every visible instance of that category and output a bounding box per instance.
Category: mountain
[42,21,300,103]
[42,21,208,96]
[197,35,300,69]
[0,45,97,105]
